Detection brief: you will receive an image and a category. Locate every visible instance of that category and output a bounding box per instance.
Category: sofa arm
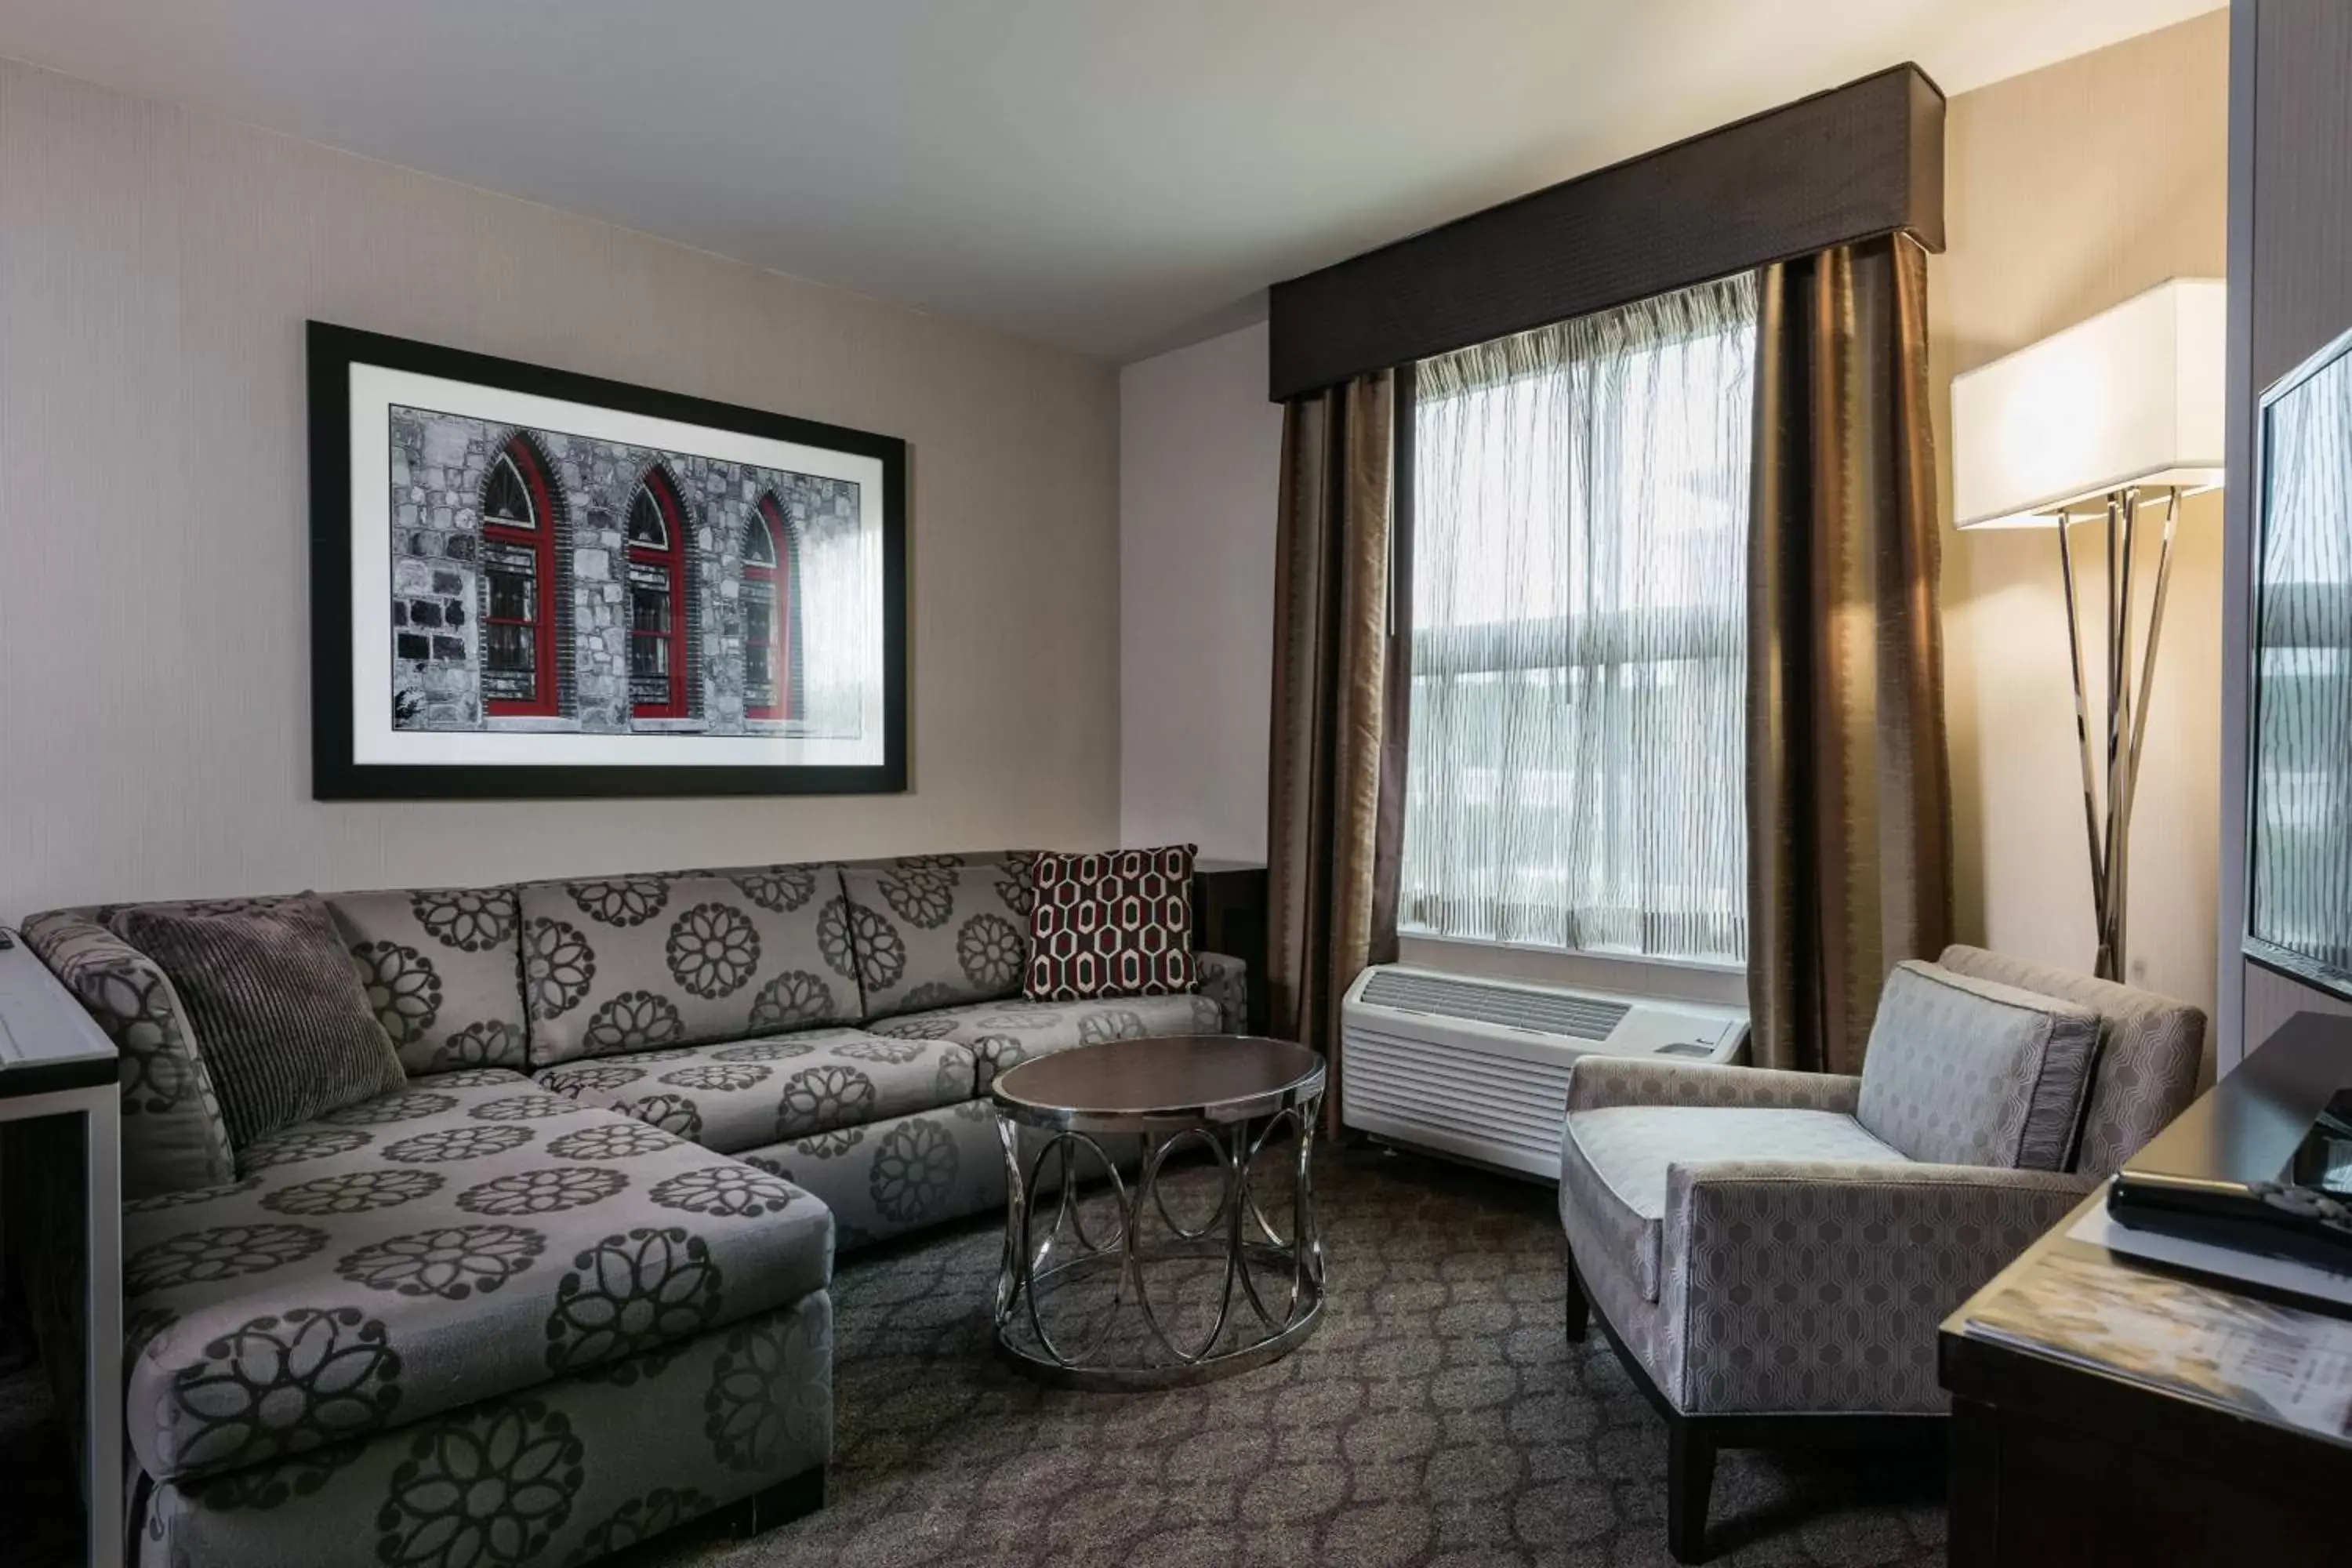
[1195,951,1249,1034]
[1664,1159,2095,1414]
[18,910,237,1196]
[1566,1055,1862,1116]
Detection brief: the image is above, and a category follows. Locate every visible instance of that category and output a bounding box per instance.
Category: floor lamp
[1951,279,2226,982]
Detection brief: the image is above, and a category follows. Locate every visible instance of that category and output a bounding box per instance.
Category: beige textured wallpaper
[1931,11,2230,1026]
[0,59,1121,918]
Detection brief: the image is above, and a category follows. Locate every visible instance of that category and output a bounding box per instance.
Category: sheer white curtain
[1403,274,1758,964]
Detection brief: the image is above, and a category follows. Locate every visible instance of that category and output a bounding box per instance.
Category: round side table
[988,1034,1327,1389]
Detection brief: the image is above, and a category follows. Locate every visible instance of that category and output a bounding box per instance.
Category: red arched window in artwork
[743,494,799,721]
[481,437,560,717]
[626,467,689,718]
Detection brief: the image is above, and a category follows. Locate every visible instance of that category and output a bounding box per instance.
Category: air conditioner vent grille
[1357,971,1631,1040]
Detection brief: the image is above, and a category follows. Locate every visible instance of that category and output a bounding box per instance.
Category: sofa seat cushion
[516,866,855,1068]
[125,1069,829,1487]
[1559,1106,1907,1303]
[532,1027,978,1155]
[867,991,1225,1092]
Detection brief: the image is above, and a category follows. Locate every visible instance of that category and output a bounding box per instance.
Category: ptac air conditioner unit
[1339,964,1749,1178]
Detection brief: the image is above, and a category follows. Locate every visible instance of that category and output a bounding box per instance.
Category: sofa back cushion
[110,893,409,1149]
[324,886,527,1076]
[836,854,1035,1020]
[1935,944,2208,1178]
[20,911,238,1198]
[516,864,853,1065]
[1857,960,2101,1171]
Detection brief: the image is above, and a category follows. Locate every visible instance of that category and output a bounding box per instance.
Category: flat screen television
[2247,325,2352,1001]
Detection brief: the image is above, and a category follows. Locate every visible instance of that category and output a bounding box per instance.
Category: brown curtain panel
[1748,236,1954,1076]
[1265,370,1406,1131]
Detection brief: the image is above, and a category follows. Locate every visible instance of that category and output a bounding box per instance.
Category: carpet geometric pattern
[641,1146,1945,1568]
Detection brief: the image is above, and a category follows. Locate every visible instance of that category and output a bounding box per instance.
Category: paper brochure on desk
[1964,1243,2352,1442]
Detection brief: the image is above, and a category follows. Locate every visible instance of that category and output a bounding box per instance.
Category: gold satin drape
[1748,237,1954,1076]
[1265,372,1404,1131]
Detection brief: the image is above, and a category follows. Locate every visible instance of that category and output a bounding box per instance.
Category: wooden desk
[0,931,122,1568]
[1940,1014,2352,1567]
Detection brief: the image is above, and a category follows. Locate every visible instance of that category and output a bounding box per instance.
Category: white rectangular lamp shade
[1951,278,2226,528]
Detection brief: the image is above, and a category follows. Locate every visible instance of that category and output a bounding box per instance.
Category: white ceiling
[0,0,2223,361]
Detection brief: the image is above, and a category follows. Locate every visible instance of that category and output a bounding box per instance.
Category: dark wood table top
[989,1035,1323,1131]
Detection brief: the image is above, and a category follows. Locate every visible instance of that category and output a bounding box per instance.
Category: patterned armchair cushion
[126,1071,830,1486]
[21,911,237,1197]
[325,886,528,1076]
[515,866,854,1067]
[1559,1106,1907,1302]
[865,991,1226,1094]
[836,855,1035,1021]
[1936,944,2208,1178]
[1856,961,2101,1171]
[532,1027,978,1155]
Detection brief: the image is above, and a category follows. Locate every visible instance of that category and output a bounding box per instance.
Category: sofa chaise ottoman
[10,850,1246,1567]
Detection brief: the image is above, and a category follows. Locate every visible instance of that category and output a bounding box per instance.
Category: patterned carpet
[5,1147,1944,1566]
[642,1145,1946,1568]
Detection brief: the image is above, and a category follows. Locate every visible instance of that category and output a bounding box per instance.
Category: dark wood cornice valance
[1267,64,1945,401]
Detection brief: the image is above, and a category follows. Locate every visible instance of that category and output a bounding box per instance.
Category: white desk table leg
[83,1090,122,1568]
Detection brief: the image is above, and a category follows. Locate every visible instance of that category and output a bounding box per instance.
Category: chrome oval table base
[993,1098,1327,1392]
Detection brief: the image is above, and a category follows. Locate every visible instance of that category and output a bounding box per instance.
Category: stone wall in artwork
[387,406,855,737]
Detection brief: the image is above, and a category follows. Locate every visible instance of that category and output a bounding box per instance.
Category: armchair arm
[1566,1055,1862,1116]
[1661,1159,2095,1414]
[1194,951,1249,1034]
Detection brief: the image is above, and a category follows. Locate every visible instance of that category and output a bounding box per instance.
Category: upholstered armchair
[1558,946,2205,1563]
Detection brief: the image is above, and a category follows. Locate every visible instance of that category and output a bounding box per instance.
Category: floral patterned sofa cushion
[869,991,1225,1094]
[325,886,528,1076]
[834,855,1035,1021]
[533,1028,978,1156]
[123,1069,831,1488]
[515,866,854,1067]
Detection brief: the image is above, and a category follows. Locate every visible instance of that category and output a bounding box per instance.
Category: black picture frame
[2242,318,2352,1004]
[308,321,907,800]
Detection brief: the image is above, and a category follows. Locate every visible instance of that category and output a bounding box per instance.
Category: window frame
[743,494,796,721]
[481,437,560,718]
[626,467,689,720]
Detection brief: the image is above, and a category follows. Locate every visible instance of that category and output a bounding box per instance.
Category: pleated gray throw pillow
[113,892,408,1149]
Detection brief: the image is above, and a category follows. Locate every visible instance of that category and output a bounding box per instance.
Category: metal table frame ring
[989,1045,1326,1390]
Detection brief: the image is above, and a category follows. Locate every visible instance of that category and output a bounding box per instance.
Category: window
[743,495,798,720]
[626,468,688,717]
[481,440,558,716]
[1401,274,1758,965]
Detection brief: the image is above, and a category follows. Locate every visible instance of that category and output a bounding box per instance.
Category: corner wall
[1931,9,2230,1033]
[0,58,1121,917]
[1117,322,1283,861]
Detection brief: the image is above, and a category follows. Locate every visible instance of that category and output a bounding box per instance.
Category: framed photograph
[308,322,906,798]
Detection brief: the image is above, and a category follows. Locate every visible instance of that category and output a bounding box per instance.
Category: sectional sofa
[9,850,1246,1568]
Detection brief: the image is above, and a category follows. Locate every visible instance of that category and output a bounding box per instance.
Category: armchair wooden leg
[1563,1254,1589,1343]
[1666,1417,1715,1564]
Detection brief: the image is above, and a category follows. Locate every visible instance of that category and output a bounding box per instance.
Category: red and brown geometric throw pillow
[1024,845,1199,1001]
